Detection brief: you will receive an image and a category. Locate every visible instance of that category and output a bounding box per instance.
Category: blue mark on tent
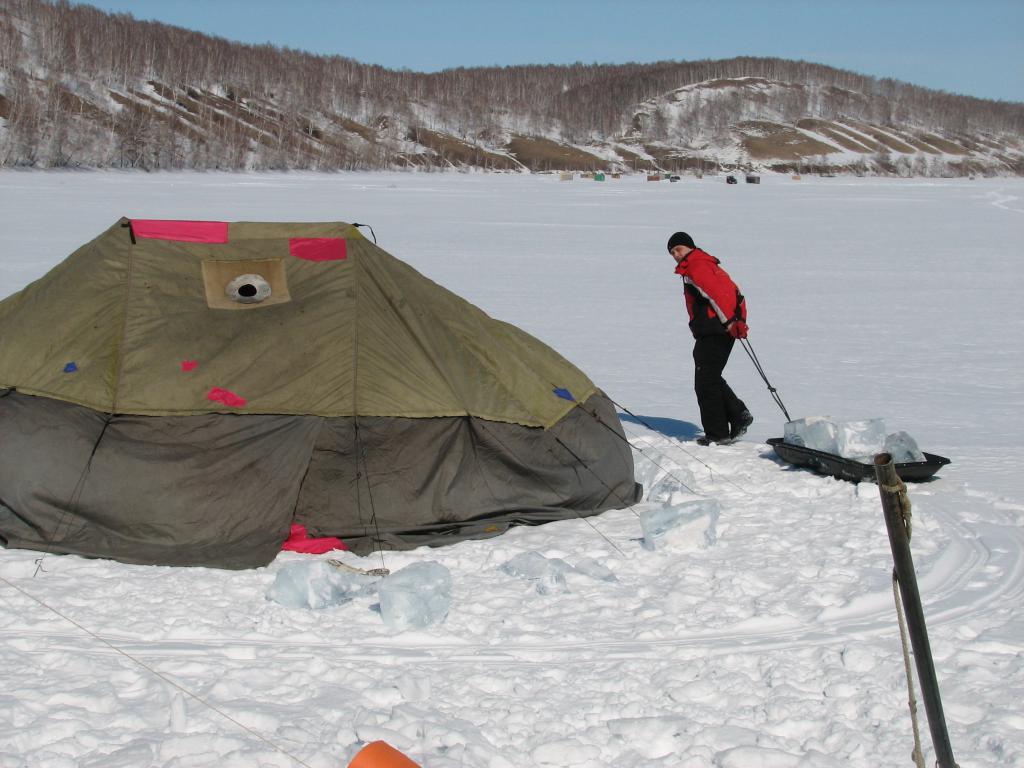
[553,387,575,402]
[63,362,78,373]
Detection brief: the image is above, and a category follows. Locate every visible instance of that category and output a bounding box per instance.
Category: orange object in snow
[348,741,420,768]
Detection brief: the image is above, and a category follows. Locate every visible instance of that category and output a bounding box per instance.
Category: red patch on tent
[181,360,198,372]
[289,237,347,262]
[281,523,348,554]
[132,220,229,243]
[207,387,247,408]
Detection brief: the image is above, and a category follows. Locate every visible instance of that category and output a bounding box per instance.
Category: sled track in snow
[984,188,1024,214]
[4,496,1022,668]
[4,430,1023,666]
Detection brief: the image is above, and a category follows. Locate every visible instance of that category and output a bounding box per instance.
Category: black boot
[730,410,753,440]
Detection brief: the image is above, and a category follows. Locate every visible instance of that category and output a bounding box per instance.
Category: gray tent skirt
[0,390,640,569]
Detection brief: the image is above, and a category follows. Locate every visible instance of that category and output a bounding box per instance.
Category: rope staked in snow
[473,420,627,556]
[599,398,755,498]
[581,403,701,495]
[33,413,114,579]
[354,418,389,573]
[550,432,645,517]
[0,574,318,768]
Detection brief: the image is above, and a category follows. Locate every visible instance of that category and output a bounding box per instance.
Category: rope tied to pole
[893,572,927,768]
[887,473,923,767]
[880,478,912,540]
[875,455,958,768]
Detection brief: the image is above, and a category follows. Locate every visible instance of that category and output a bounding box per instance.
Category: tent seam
[110,232,136,414]
[0,386,560,424]
[358,245,477,419]
[362,245,554,428]
[352,247,369,535]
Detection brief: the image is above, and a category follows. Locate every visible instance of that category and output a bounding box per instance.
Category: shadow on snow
[617,413,701,441]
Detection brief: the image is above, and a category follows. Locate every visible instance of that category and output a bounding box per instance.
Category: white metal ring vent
[225,274,272,304]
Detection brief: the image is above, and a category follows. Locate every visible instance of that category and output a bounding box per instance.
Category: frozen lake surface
[0,171,1022,767]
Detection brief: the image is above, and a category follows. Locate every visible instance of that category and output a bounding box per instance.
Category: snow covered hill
[0,171,1022,767]
[630,76,1024,176]
[2,1,1022,174]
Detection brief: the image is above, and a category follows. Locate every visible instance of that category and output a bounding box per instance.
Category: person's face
[671,245,692,264]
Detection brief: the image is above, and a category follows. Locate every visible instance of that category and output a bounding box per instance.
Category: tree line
[1,0,1022,170]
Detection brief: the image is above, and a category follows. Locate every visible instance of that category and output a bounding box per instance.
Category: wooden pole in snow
[874,453,958,768]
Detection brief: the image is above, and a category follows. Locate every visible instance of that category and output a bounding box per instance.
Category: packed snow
[1,170,1022,767]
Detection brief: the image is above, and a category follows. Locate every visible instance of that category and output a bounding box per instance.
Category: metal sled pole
[873,454,958,768]
[738,338,792,421]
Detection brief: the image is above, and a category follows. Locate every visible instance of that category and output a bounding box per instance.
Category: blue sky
[84,0,1023,102]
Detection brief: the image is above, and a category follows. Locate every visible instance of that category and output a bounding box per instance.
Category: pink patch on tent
[281,523,348,554]
[289,237,347,262]
[132,220,229,243]
[181,360,198,372]
[207,387,247,408]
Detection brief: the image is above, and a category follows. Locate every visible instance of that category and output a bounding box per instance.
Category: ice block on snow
[640,497,720,551]
[378,561,452,632]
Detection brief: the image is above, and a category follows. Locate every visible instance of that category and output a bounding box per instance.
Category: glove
[728,319,748,339]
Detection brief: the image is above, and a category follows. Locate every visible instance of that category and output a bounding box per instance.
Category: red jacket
[674,248,747,338]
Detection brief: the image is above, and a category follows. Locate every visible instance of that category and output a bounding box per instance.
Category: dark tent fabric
[0,390,320,568]
[0,220,640,568]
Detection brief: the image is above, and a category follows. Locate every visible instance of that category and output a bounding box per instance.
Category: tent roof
[0,219,595,428]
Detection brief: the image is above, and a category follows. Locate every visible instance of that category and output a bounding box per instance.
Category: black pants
[692,334,747,441]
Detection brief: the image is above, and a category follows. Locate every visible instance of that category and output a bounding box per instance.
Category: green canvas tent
[0,219,640,568]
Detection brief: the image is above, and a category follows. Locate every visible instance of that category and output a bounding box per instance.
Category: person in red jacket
[668,231,753,445]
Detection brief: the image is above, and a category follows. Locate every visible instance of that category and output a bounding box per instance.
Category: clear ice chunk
[573,557,618,582]
[884,431,926,463]
[640,498,720,551]
[784,416,839,454]
[632,449,696,502]
[835,418,887,459]
[500,551,555,579]
[647,474,699,505]
[499,552,570,595]
[378,561,453,632]
[535,569,568,596]
[266,561,380,609]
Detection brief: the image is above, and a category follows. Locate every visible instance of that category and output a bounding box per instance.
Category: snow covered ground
[0,170,1022,767]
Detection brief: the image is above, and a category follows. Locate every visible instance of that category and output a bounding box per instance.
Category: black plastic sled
[767,438,951,483]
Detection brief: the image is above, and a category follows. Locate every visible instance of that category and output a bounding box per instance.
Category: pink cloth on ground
[281,523,348,554]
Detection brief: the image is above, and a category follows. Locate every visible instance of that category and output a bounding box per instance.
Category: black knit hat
[667,231,695,252]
